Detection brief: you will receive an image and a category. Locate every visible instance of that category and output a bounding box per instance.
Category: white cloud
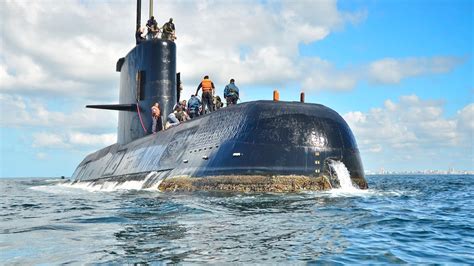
[32,132,69,148]
[0,94,117,130]
[0,0,464,99]
[298,55,463,91]
[456,103,474,142]
[368,57,463,84]
[32,131,116,149]
[300,58,359,91]
[0,94,117,150]
[69,132,116,146]
[0,0,371,98]
[0,0,129,99]
[344,95,474,170]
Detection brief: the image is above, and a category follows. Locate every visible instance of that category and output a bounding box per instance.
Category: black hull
[72,101,367,191]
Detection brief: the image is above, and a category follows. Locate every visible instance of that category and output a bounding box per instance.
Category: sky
[0,0,473,177]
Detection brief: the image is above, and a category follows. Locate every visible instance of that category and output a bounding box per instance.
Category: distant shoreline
[1,174,474,180]
[366,173,474,176]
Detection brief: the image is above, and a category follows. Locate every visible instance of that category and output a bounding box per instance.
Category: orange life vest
[201,79,213,92]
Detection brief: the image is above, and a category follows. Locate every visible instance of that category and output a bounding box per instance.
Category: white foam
[32,172,162,193]
[30,184,81,194]
[144,178,164,191]
[301,187,411,199]
[328,160,359,193]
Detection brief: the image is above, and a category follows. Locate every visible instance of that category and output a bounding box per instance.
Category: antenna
[149,0,153,18]
[136,0,141,31]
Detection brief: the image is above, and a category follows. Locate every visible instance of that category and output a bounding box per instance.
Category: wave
[301,188,411,199]
[31,172,162,193]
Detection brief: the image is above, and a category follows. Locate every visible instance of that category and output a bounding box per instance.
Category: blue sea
[1,175,473,264]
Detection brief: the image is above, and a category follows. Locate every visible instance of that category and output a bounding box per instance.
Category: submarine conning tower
[116,40,176,144]
[87,0,177,145]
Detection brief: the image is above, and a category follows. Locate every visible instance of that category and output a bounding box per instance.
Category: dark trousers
[189,109,199,119]
[201,91,213,115]
[226,95,238,106]
[152,116,162,133]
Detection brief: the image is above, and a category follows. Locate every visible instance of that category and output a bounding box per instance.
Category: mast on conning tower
[136,0,141,31]
[149,0,153,18]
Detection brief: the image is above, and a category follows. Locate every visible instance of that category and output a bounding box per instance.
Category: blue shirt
[188,96,201,111]
[224,82,239,98]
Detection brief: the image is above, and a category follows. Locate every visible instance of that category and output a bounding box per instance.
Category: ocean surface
[1,175,473,264]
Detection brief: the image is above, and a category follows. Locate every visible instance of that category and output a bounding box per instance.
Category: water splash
[32,172,162,193]
[328,160,359,192]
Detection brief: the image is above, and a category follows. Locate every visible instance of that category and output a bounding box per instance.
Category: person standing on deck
[195,75,215,115]
[224,78,239,106]
[187,94,201,119]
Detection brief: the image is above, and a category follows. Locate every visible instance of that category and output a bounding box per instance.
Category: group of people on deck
[151,76,240,133]
[138,18,240,133]
[136,16,176,44]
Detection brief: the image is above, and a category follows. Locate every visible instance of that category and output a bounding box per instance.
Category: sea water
[1,175,473,264]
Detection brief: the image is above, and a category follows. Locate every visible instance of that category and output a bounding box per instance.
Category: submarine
[71,0,368,192]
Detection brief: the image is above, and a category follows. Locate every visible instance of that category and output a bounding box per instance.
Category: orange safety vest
[201,79,213,92]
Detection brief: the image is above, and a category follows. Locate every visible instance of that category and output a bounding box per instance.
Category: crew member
[146,16,159,40]
[224,78,239,106]
[166,110,180,129]
[135,27,146,45]
[180,100,187,112]
[151,103,162,134]
[148,24,160,39]
[213,95,223,110]
[187,94,201,119]
[174,106,190,122]
[161,18,176,41]
[195,75,215,115]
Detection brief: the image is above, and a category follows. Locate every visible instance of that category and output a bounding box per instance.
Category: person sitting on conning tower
[161,18,176,41]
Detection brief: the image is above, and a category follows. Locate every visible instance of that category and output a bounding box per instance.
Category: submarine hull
[72,101,367,191]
